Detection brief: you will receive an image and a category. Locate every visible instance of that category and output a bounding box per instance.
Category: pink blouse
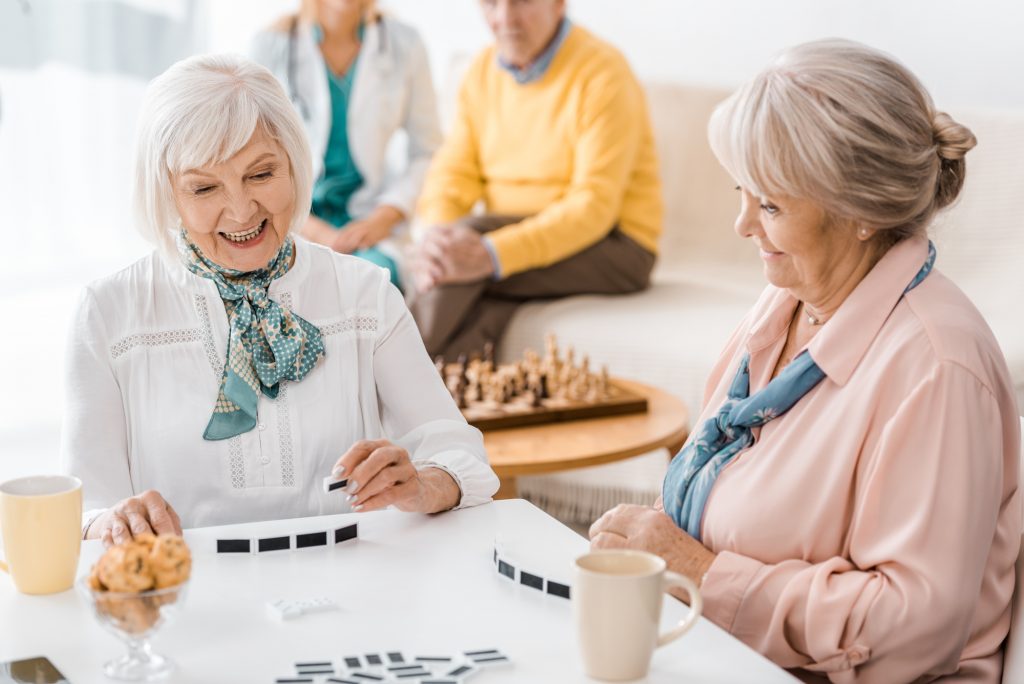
[696,237,1021,682]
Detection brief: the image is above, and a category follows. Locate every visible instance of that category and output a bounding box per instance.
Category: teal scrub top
[309,24,401,289]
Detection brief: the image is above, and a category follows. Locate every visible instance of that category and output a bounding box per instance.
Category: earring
[858,227,870,239]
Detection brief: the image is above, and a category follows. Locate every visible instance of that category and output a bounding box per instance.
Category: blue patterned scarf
[663,242,936,540]
[179,232,325,440]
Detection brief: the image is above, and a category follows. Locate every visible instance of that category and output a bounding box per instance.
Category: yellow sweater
[417,26,663,277]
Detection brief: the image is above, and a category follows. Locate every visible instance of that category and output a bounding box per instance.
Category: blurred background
[2,0,1023,481]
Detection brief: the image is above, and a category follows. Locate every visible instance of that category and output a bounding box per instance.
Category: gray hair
[133,53,312,256]
[708,38,976,244]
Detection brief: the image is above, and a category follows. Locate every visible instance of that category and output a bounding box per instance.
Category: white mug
[573,549,702,681]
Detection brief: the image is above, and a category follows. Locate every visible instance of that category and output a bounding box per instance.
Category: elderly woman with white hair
[61,54,497,545]
[590,40,1021,682]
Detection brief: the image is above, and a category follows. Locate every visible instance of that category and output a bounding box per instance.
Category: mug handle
[656,570,703,647]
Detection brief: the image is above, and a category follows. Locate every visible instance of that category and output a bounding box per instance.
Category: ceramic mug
[573,549,703,681]
[0,475,82,594]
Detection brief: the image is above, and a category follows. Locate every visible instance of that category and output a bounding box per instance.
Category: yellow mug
[0,475,82,594]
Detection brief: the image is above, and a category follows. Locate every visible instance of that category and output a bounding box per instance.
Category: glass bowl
[77,576,189,681]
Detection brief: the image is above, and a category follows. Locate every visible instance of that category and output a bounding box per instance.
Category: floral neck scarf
[179,232,325,440]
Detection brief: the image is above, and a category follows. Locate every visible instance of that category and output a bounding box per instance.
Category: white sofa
[495,83,1024,525]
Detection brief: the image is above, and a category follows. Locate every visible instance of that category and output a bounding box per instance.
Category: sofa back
[642,83,759,286]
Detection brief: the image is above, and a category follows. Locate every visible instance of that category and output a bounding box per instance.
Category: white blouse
[60,238,498,529]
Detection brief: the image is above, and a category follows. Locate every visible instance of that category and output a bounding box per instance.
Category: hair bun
[932,112,977,161]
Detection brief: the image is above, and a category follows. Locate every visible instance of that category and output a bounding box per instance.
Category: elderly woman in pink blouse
[590,39,1021,682]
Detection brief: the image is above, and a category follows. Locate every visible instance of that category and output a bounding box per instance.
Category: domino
[395,670,432,679]
[216,538,251,553]
[445,664,477,679]
[323,475,349,494]
[258,535,291,552]
[546,580,571,599]
[519,571,543,590]
[295,531,329,548]
[335,523,358,544]
[497,559,515,581]
[492,544,571,599]
[267,597,339,620]
[218,524,357,556]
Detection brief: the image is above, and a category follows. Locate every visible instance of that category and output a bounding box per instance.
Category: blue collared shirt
[497,17,572,85]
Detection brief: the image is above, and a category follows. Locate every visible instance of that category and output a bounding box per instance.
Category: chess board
[460,378,648,431]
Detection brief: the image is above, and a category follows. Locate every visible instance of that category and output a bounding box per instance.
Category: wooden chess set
[437,335,648,431]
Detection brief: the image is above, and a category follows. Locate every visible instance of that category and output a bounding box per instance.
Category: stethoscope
[286,15,387,120]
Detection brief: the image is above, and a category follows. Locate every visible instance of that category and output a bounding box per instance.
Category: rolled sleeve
[374,276,499,508]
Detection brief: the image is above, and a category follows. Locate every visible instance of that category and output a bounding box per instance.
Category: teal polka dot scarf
[179,231,325,440]
[663,241,936,540]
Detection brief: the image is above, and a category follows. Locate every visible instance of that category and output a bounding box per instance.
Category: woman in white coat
[251,0,441,290]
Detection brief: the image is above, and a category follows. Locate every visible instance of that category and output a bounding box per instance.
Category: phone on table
[0,656,71,683]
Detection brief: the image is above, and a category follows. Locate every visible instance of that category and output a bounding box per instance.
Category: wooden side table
[482,379,690,499]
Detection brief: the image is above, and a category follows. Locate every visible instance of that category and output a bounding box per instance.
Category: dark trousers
[409,214,656,361]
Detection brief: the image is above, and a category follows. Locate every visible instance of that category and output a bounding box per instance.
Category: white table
[0,500,796,683]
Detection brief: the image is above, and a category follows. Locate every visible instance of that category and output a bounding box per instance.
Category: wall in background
[213,0,1024,110]
[1,0,1021,481]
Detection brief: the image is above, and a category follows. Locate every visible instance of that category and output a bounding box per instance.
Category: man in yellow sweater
[410,0,663,360]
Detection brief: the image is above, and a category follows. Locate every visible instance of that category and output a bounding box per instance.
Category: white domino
[323,475,349,494]
[267,597,339,620]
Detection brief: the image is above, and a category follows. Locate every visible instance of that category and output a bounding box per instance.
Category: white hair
[133,53,312,256]
[708,38,976,244]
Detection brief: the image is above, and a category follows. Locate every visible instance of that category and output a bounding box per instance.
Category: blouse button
[258,423,266,431]
[260,456,271,465]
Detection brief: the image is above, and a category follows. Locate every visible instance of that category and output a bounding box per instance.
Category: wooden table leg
[495,475,518,500]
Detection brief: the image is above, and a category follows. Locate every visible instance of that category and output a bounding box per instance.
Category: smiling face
[732,187,873,305]
[172,128,295,272]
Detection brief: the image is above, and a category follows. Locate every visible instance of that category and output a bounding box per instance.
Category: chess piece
[483,341,495,366]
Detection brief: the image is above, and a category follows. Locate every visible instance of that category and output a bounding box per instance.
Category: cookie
[149,534,192,589]
[87,565,106,592]
[96,543,155,593]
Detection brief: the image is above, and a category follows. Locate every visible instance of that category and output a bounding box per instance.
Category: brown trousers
[409,215,656,361]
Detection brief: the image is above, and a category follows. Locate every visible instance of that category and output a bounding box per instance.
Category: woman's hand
[332,206,403,254]
[86,490,183,547]
[301,214,342,246]
[589,503,716,588]
[332,439,461,514]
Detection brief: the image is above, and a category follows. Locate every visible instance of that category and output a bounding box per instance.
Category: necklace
[803,303,824,326]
